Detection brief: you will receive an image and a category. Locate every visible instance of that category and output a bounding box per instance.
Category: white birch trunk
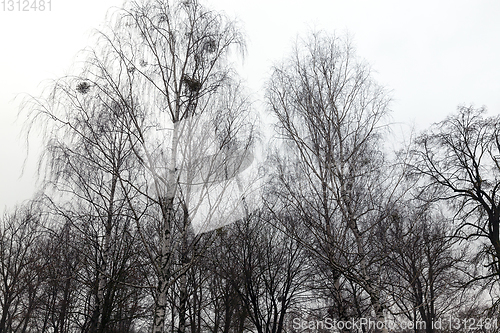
[344,184,388,333]
[152,120,179,333]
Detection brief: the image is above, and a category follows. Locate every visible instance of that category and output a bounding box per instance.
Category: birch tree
[26,0,251,332]
[266,31,395,332]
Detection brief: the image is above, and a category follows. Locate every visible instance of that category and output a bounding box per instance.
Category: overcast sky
[1,0,500,213]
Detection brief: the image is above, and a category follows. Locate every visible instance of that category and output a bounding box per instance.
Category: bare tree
[382,200,471,333]
[266,31,396,332]
[37,220,82,333]
[24,61,151,331]
[214,210,309,333]
[25,0,253,332]
[92,2,252,331]
[0,203,45,333]
[187,228,250,333]
[411,106,500,304]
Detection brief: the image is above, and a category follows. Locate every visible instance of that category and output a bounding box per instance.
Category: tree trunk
[0,297,11,333]
[373,300,388,333]
[92,174,118,333]
[152,120,179,333]
[348,215,387,333]
[177,205,189,333]
[152,196,174,333]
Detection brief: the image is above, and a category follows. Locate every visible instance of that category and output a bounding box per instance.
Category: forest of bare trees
[1,0,500,332]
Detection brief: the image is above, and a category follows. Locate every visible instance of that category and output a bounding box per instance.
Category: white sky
[1,0,500,212]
